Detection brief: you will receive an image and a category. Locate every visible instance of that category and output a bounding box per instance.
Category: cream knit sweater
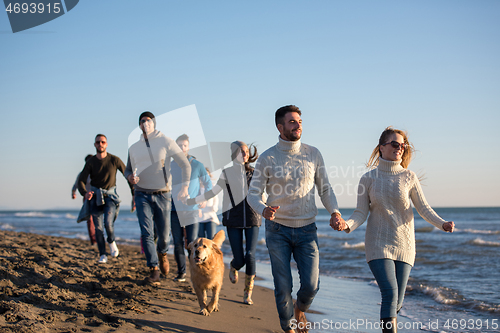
[248,136,340,228]
[346,158,446,266]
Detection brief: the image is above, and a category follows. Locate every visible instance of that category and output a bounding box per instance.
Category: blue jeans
[265,220,320,331]
[368,259,412,319]
[135,191,172,267]
[171,210,199,275]
[90,196,119,256]
[198,221,217,239]
[227,226,259,276]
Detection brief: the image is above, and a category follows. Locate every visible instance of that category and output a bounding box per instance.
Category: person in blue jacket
[170,134,212,282]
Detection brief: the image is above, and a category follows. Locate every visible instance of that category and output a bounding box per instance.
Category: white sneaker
[109,241,119,257]
[98,255,107,264]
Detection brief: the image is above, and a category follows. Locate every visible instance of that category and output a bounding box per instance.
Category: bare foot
[294,302,309,333]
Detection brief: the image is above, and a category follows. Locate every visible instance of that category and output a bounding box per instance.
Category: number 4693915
[6,2,62,14]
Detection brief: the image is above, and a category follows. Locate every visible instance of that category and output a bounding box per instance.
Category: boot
[243,274,255,305]
[158,252,169,276]
[145,266,161,285]
[229,264,238,284]
[381,317,397,333]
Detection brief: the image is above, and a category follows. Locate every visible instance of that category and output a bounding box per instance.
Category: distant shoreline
[2,206,499,212]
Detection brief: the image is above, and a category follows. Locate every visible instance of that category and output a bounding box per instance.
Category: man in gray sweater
[125,111,191,285]
[248,105,345,333]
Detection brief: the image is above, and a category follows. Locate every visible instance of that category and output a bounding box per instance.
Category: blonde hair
[366,126,415,169]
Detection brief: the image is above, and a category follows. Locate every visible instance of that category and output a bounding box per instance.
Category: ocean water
[1,207,499,332]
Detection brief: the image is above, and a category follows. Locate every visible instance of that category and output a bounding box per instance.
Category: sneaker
[109,241,119,257]
[174,273,187,282]
[98,255,107,264]
[158,252,169,276]
[145,267,161,285]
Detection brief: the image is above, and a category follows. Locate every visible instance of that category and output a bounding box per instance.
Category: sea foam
[341,241,365,250]
[470,238,500,247]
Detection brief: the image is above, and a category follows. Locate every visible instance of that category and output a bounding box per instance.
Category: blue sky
[1,0,499,210]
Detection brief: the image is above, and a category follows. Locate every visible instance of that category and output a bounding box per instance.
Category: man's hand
[72,191,77,200]
[177,186,189,204]
[443,221,455,232]
[198,201,207,209]
[263,206,280,220]
[84,191,94,201]
[330,212,346,231]
[127,174,139,185]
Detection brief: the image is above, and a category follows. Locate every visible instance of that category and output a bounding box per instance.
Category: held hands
[443,221,455,232]
[186,198,197,206]
[330,212,346,231]
[263,206,280,220]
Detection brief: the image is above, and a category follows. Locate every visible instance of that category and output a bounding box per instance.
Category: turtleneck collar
[378,158,405,173]
[277,136,301,154]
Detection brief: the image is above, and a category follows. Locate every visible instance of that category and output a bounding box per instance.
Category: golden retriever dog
[187,230,225,316]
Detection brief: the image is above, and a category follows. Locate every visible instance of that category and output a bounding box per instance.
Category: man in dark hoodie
[125,111,191,285]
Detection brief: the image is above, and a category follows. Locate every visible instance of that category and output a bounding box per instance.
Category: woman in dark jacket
[188,141,261,305]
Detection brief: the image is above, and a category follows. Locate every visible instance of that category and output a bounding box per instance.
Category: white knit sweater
[346,158,446,266]
[248,136,340,228]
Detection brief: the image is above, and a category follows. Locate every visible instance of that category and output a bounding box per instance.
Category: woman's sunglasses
[381,141,408,150]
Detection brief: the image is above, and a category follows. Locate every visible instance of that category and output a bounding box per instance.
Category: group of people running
[72,105,455,333]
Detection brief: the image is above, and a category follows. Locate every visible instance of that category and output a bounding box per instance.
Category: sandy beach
[0,230,282,333]
[3,206,498,333]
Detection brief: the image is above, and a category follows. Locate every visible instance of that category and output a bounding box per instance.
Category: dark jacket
[219,165,261,228]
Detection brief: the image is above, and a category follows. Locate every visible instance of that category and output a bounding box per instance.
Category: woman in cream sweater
[331,127,455,333]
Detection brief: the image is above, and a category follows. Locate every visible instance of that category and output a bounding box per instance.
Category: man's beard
[284,129,301,141]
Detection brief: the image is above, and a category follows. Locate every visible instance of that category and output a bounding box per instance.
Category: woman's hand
[443,221,455,232]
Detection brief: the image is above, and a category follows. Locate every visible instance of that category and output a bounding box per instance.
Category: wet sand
[0,230,282,332]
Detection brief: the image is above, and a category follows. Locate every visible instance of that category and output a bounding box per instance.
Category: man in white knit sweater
[248,105,345,333]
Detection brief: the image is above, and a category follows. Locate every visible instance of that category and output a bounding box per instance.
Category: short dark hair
[275,105,302,126]
[95,134,107,141]
[176,134,189,143]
